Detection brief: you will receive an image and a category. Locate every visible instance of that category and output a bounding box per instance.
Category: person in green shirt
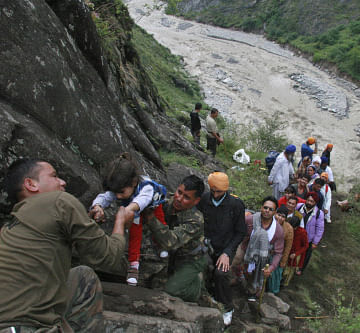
[142,175,206,303]
[0,159,133,333]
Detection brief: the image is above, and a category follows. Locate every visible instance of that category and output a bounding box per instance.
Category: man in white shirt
[268,145,296,199]
[206,108,223,156]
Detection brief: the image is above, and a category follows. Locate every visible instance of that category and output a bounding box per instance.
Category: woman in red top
[283,216,309,285]
[278,186,306,207]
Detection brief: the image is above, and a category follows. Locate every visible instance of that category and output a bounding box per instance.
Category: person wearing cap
[295,192,324,274]
[268,145,296,200]
[301,137,318,161]
[197,172,246,326]
[321,144,333,166]
[206,108,223,157]
[311,155,322,173]
[320,172,332,223]
[268,205,294,294]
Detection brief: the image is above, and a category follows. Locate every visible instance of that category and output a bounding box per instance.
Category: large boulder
[102,282,223,332]
[0,0,207,212]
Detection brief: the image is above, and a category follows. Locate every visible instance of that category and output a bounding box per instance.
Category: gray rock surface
[290,73,349,119]
[263,293,290,314]
[260,303,291,329]
[238,320,279,333]
[102,282,223,332]
[0,0,208,211]
[104,311,201,332]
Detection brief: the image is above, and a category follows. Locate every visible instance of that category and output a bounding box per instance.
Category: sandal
[126,267,139,286]
[296,270,302,276]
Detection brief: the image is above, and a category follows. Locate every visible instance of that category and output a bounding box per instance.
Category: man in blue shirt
[301,137,318,161]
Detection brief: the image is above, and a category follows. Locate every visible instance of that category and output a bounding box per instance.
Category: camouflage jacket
[147,198,204,262]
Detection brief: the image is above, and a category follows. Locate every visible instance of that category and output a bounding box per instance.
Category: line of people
[229,138,334,303]
[268,138,334,223]
[0,137,334,331]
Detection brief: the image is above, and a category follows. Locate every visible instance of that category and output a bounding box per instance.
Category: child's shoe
[127,262,139,286]
[159,250,169,258]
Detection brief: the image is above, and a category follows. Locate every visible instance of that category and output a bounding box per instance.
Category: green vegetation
[205,115,287,209]
[292,21,360,80]
[167,0,360,81]
[87,0,133,56]
[131,25,204,122]
[159,149,201,170]
[344,183,360,242]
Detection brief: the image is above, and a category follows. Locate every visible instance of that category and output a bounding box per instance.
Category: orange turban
[321,172,329,180]
[208,172,229,191]
[326,144,333,149]
[307,137,316,145]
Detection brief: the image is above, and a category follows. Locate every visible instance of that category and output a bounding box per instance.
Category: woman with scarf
[306,165,319,186]
[296,156,311,179]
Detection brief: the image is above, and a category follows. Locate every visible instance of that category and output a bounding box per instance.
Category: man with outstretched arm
[142,175,206,303]
[0,159,133,333]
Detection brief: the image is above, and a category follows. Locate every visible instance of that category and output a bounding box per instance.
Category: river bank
[126,0,360,191]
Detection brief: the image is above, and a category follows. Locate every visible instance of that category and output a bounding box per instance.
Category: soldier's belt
[189,244,209,255]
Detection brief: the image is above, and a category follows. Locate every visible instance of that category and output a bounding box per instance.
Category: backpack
[265,151,280,174]
[137,179,167,208]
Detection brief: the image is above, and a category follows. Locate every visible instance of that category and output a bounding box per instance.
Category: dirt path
[126,0,360,191]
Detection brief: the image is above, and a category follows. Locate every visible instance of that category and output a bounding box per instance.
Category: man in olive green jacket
[143,175,206,302]
[0,159,133,333]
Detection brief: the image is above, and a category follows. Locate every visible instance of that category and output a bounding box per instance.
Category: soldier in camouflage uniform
[0,159,133,332]
[142,175,206,302]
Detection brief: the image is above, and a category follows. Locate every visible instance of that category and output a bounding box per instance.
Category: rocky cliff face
[0,0,209,212]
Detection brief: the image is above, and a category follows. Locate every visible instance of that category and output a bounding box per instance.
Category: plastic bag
[233,149,250,164]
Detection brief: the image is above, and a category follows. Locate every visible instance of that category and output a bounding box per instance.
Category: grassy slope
[131,25,203,124]
[131,23,276,209]
[279,194,360,332]
[169,0,360,81]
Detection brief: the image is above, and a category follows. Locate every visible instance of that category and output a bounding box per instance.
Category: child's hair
[103,153,140,193]
[289,215,301,228]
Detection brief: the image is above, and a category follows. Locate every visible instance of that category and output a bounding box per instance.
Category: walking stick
[284,257,294,286]
[257,264,269,318]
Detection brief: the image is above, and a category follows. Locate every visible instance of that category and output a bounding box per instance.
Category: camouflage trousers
[165,256,207,302]
[0,266,104,333]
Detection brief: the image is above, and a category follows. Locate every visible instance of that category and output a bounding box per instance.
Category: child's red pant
[128,204,166,263]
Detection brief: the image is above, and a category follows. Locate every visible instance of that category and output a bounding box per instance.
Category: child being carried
[89,153,168,286]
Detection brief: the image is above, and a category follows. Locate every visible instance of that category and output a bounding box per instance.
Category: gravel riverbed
[126,0,360,190]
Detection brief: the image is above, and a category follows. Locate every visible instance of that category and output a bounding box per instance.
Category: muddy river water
[126,0,360,190]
